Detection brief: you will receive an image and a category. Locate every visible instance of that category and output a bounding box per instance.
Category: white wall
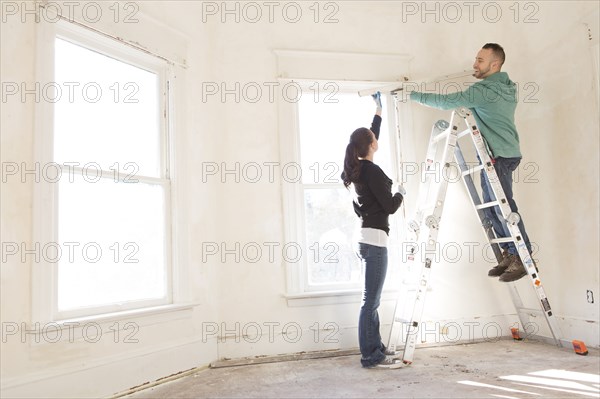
[1,1,598,398]
[1,2,220,398]
[196,0,600,352]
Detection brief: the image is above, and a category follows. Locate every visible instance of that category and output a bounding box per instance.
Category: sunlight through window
[53,37,170,314]
[297,92,401,289]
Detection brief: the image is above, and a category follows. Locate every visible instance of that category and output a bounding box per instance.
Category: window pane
[54,38,161,177]
[298,93,392,184]
[297,91,401,288]
[57,177,167,311]
[304,188,361,286]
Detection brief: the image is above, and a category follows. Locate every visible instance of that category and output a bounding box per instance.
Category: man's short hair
[482,43,505,66]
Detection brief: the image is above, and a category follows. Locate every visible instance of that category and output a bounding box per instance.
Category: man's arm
[410,83,487,110]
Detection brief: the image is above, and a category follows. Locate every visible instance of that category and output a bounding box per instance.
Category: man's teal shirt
[410,71,522,158]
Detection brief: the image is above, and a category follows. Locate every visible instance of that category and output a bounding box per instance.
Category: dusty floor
[124,339,600,398]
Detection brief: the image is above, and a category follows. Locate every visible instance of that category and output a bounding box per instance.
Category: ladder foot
[572,340,589,356]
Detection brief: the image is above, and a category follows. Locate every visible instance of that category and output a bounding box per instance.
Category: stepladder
[388,106,565,364]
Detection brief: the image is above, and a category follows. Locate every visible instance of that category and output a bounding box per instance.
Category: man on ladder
[409,43,532,282]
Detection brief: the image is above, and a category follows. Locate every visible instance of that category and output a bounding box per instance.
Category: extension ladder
[387,106,565,364]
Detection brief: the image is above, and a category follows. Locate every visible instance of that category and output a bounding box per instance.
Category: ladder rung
[399,284,419,292]
[418,201,440,211]
[516,307,545,316]
[490,237,514,244]
[457,129,470,139]
[475,201,499,210]
[432,130,450,143]
[433,128,471,143]
[462,164,485,176]
[393,317,411,324]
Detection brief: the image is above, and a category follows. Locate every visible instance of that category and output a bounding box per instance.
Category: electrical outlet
[586,290,594,304]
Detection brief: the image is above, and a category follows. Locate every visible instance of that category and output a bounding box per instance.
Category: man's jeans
[357,242,388,367]
[481,157,532,255]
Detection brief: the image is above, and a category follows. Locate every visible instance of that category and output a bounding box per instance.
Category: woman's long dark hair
[341,127,374,189]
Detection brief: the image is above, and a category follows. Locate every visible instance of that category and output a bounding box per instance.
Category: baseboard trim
[210,348,359,368]
[111,365,210,399]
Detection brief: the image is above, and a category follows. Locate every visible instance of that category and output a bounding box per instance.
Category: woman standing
[341,92,404,369]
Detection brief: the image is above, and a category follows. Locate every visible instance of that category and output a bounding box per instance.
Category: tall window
[37,22,173,320]
[285,86,403,293]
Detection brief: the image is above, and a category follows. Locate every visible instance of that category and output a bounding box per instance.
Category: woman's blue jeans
[357,242,388,367]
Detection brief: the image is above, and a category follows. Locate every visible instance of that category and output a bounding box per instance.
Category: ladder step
[457,129,471,139]
[490,237,514,244]
[399,284,419,291]
[475,201,499,210]
[461,164,485,176]
[432,130,450,143]
[418,201,442,212]
[516,307,545,316]
[433,128,470,143]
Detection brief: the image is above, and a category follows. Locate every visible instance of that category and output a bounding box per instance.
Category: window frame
[32,19,178,323]
[280,79,405,297]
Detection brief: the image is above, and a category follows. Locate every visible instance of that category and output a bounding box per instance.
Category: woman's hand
[372,91,383,116]
[396,184,406,196]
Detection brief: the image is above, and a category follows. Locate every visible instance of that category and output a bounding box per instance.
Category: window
[34,21,174,321]
[282,83,404,294]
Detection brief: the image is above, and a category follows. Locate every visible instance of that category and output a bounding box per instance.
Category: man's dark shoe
[499,256,528,282]
[488,249,512,277]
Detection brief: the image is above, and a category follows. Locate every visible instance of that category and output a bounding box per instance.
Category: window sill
[285,289,398,307]
[53,302,197,326]
[28,303,197,346]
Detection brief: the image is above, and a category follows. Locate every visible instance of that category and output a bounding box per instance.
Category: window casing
[281,82,405,295]
[32,19,176,322]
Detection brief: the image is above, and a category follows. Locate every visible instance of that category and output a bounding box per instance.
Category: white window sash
[32,18,177,323]
[280,80,406,296]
